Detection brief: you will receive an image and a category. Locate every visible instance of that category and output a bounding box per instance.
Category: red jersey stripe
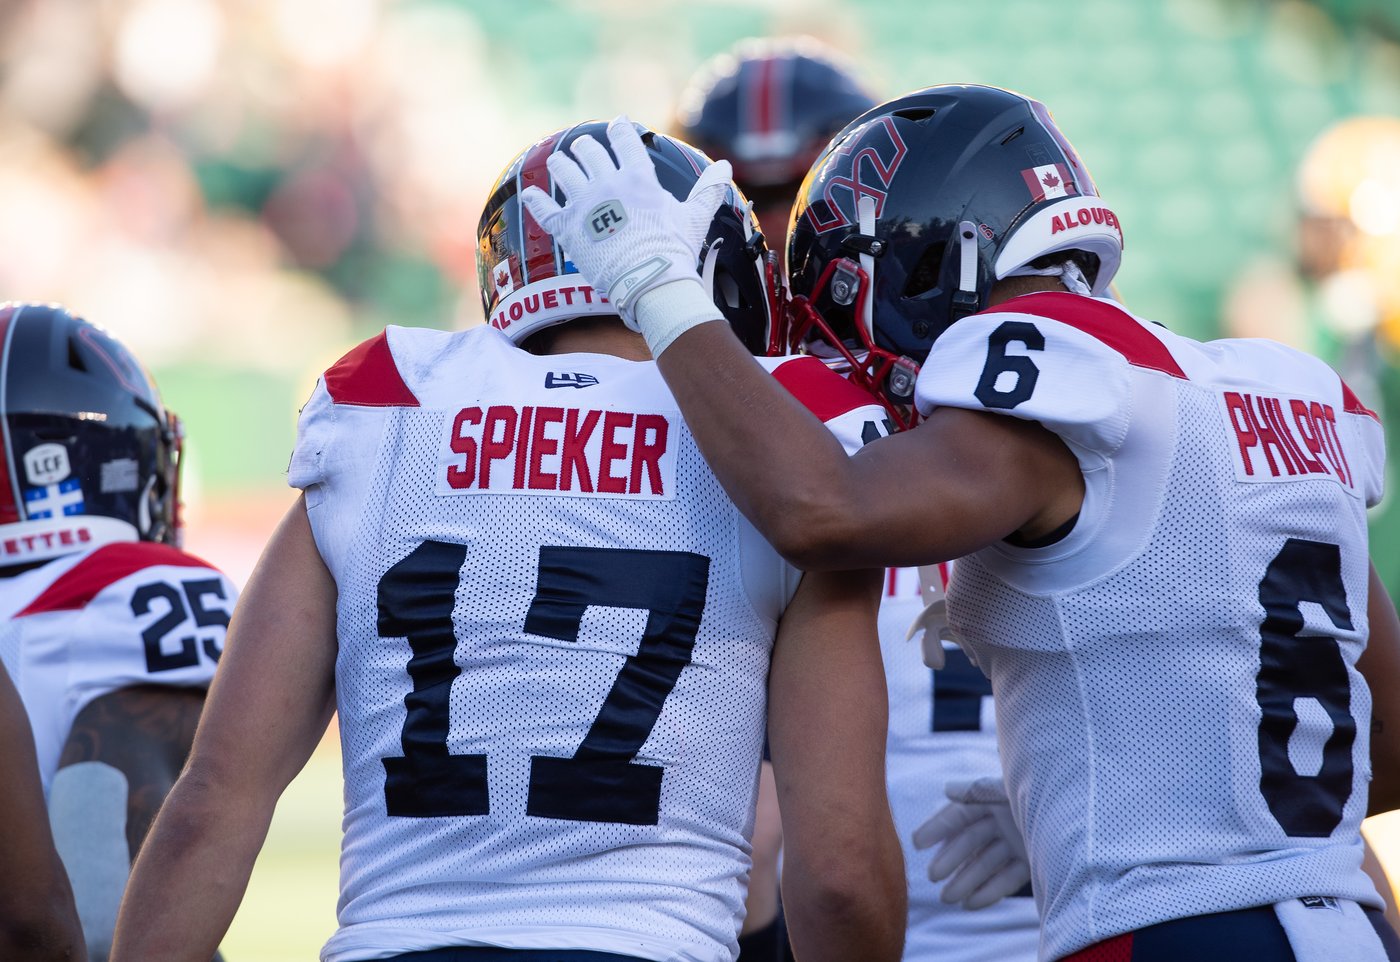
[324,332,420,407]
[985,292,1187,379]
[18,542,214,616]
[772,355,881,422]
[1340,379,1380,422]
[1060,931,1133,962]
[520,133,562,285]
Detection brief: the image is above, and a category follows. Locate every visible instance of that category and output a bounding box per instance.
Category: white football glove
[520,115,732,355]
[912,776,1031,911]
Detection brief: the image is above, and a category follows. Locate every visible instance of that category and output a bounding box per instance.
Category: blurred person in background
[0,303,234,962]
[674,39,1039,962]
[111,120,905,962]
[0,659,84,961]
[524,86,1400,960]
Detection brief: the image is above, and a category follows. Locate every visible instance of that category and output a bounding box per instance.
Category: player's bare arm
[111,496,337,962]
[0,663,85,961]
[521,118,1083,572]
[1360,561,1400,815]
[654,320,1082,570]
[57,685,205,859]
[768,567,906,961]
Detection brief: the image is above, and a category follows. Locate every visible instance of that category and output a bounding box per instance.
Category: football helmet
[785,84,1124,428]
[0,303,181,567]
[477,120,780,354]
[673,37,877,205]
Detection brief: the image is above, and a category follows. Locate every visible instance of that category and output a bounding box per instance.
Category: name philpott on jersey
[1221,390,1356,490]
[436,405,679,499]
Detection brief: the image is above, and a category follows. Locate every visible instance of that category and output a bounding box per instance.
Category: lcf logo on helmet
[804,117,908,234]
[587,201,626,239]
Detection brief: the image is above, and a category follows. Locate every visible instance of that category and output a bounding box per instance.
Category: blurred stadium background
[4,0,1400,957]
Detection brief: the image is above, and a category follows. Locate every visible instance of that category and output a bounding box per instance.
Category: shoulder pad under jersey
[758,354,891,454]
[914,293,1187,458]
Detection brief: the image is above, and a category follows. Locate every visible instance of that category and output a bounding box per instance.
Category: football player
[675,41,1039,962]
[0,659,84,960]
[521,93,1400,962]
[111,121,905,962]
[0,302,233,962]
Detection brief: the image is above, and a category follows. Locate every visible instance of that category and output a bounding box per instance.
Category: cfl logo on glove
[587,201,627,239]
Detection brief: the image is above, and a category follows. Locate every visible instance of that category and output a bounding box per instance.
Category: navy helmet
[0,303,181,566]
[674,37,877,207]
[785,84,1124,427]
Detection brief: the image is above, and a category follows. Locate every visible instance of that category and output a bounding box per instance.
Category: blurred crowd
[4,0,1400,584]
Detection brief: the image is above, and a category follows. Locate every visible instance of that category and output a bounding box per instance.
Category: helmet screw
[913,321,930,338]
[868,240,885,255]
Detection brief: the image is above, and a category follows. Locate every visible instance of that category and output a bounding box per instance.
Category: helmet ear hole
[715,270,742,310]
[903,242,946,298]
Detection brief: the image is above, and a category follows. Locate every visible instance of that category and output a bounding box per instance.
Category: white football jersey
[288,324,883,962]
[882,565,1038,962]
[914,292,1387,961]
[0,540,230,793]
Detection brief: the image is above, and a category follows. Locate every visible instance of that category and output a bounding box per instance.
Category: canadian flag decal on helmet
[1020,164,1078,204]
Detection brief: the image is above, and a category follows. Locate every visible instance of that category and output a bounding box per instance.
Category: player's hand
[520,116,731,334]
[912,776,1031,910]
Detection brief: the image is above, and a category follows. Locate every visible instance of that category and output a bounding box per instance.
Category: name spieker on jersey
[0,541,230,794]
[914,293,1387,962]
[288,324,881,962]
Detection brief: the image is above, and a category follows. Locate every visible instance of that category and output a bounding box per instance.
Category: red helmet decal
[806,117,908,233]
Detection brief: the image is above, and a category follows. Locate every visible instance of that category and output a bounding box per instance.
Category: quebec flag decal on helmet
[0,303,182,567]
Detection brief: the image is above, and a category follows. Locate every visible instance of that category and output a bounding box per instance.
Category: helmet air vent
[1000,126,1025,145]
[892,107,936,123]
[68,338,87,373]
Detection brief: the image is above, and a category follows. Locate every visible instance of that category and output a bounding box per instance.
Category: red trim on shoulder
[323,332,420,407]
[771,355,881,422]
[1340,379,1380,422]
[18,542,217,617]
[984,292,1187,379]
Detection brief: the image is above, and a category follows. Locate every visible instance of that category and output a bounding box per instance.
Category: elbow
[154,757,268,849]
[0,897,84,962]
[756,502,865,572]
[781,846,907,960]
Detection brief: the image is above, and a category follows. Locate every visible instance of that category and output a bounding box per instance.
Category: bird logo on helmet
[0,303,182,568]
[477,120,781,355]
[784,84,1125,429]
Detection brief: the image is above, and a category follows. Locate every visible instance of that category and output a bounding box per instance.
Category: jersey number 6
[377,540,710,825]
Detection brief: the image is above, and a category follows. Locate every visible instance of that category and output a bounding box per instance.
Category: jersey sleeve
[288,375,335,491]
[1339,378,1386,508]
[762,354,890,454]
[289,328,423,495]
[912,295,1166,460]
[18,543,235,720]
